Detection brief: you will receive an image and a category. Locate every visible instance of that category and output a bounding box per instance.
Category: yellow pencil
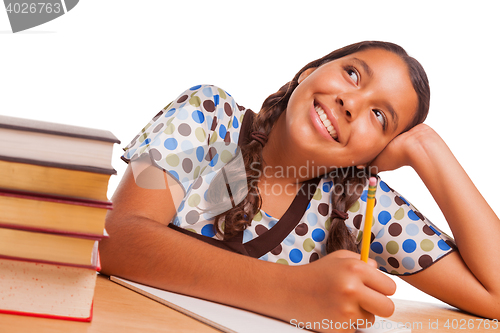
[361,177,377,262]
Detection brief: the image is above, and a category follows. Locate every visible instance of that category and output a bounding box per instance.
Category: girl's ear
[298,67,316,84]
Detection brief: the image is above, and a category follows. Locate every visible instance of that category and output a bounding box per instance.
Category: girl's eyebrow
[352,57,373,78]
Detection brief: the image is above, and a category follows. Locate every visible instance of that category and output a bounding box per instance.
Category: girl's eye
[373,109,387,130]
[345,67,359,84]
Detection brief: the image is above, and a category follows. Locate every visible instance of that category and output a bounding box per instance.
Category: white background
[1,1,499,306]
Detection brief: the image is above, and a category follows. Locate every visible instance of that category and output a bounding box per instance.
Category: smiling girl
[99,41,500,332]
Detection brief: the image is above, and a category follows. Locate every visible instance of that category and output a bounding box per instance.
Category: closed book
[0,188,112,237]
[0,227,104,268]
[0,256,99,322]
[0,114,120,175]
[0,159,112,201]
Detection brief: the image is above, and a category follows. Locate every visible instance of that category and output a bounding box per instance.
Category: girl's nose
[337,94,357,120]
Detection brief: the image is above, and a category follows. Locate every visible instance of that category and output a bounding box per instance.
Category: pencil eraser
[369,177,377,186]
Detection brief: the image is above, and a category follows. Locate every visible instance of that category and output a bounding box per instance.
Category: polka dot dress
[122,85,456,276]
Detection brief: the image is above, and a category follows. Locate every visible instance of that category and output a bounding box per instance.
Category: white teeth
[314,104,338,140]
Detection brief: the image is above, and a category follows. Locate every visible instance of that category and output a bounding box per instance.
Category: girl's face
[284,48,419,169]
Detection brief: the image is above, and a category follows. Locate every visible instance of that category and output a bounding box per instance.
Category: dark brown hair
[213,41,430,253]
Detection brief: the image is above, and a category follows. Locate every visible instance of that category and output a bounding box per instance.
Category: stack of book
[0,115,120,321]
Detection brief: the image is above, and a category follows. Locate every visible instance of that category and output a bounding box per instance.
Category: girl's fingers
[358,286,396,318]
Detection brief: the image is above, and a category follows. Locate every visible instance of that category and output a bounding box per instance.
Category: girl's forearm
[408,133,500,293]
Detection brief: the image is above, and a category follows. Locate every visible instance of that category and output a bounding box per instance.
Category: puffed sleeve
[344,176,457,275]
[121,84,246,195]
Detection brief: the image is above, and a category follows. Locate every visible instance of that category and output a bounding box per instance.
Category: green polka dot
[139,146,148,154]
[391,270,399,275]
[188,194,201,207]
[209,132,218,145]
[141,123,151,133]
[386,241,399,255]
[163,102,173,110]
[357,230,363,242]
[166,153,179,167]
[312,188,322,201]
[195,127,206,142]
[218,88,227,99]
[186,228,197,233]
[276,259,289,265]
[164,123,175,135]
[394,207,405,220]
[303,239,316,252]
[349,201,360,212]
[227,118,232,129]
[239,114,244,124]
[166,117,175,126]
[324,217,332,231]
[220,150,233,163]
[193,166,200,179]
[139,133,148,143]
[420,239,434,251]
[189,96,201,107]
[253,211,262,221]
[200,166,207,176]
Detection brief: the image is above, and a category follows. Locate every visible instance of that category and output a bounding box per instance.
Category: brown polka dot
[446,240,456,249]
[205,147,217,161]
[255,224,268,236]
[394,196,405,206]
[185,210,200,224]
[295,223,308,236]
[130,135,139,147]
[309,252,319,263]
[422,225,435,236]
[177,95,188,103]
[388,223,402,237]
[153,111,164,121]
[149,148,162,161]
[370,232,375,243]
[353,214,363,229]
[211,116,218,131]
[317,203,329,216]
[271,244,282,255]
[192,176,203,190]
[224,102,233,116]
[237,103,245,111]
[178,123,191,136]
[418,254,433,268]
[414,211,425,221]
[182,158,193,173]
[388,257,400,268]
[224,132,231,144]
[153,123,164,133]
[203,100,216,112]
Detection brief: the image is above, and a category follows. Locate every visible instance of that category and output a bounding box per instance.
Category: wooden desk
[0,274,495,332]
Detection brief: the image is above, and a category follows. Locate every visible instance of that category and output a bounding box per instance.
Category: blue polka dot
[379,266,388,273]
[371,242,383,254]
[150,136,162,147]
[201,224,216,237]
[259,253,268,261]
[177,201,185,212]
[402,257,415,270]
[208,153,219,167]
[206,115,213,130]
[190,85,202,90]
[402,239,417,253]
[438,239,451,251]
[165,108,176,117]
[361,190,368,202]
[429,224,441,235]
[375,228,385,239]
[202,86,213,97]
[379,181,390,192]
[173,216,181,226]
[181,140,194,154]
[268,219,278,229]
[164,138,178,150]
[307,202,311,210]
[312,229,325,242]
[284,233,296,246]
[289,249,303,263]
[406,223,419,236]
[168,170,179,180]
[378,211,392,225]
[232,116,239,128]
[322,181,333,192]
[307,213,318,226]
[232,131,239,144]
[264,212,272,218]
[219,124,227,139]
[375,256,387,267]
[192,110,205,124]
[399,196,410,206]
[408,210,420,221]
[196,146,205,162]
[213,94,219,106]
[242,229,253,243]
[379,195,391,207]
[177,108,189,120]
[139,138,151,147]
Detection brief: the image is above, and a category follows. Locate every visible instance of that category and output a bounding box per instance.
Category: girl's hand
[369,123,444,173]
[289,250,396,332]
